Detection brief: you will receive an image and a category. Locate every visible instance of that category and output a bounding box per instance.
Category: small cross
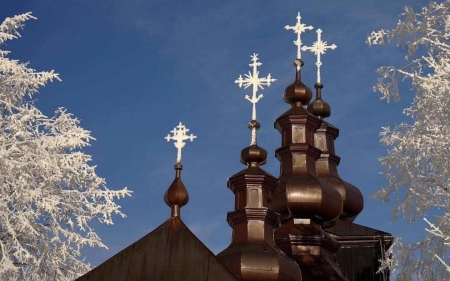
[165,122,197,164]
[285,12,314,68]
[301,29,337,83]
[235,54,276,145]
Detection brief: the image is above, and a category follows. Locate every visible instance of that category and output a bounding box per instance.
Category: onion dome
[307,83,331,119]
[284,59,313,106]
[164,163,189,218]
[240,120,268,166]
[163,122,196,218]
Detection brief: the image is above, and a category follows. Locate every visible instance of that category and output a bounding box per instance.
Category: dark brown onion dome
[314,121,364,222]
[240,120,268,166]
[307,83,331,119]
[278,179,343,223]
[240,145,268,166]
[273,61,343,225]
[283,59,313,106]
[164,163,189,217]
[340,180,364,221]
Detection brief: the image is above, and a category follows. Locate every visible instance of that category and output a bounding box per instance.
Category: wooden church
[75,12,393,281]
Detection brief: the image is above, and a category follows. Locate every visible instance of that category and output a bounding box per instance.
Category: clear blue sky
[2,0,431,267]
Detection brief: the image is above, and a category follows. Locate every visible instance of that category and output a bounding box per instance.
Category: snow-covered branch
[0,13,131,280]
[368,1,450,279]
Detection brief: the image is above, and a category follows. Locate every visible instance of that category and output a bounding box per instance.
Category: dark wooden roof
[324,220,393,245]
[324,220,393,281]
[75,217,238,281]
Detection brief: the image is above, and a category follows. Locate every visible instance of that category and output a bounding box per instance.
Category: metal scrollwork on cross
[235,53,276,145]
[285,12,314,70]
[301,29,337,83]
[165,122,197,164]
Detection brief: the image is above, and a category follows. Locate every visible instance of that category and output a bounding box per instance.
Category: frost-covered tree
[0,13,131,280]
[367,1,450,279]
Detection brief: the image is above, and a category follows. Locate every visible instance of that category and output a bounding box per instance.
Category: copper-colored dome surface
[218,115,302,281]
[164,164,189,217]
[164,178,189,207]
[218,164,302,281]
[273,59,347,281]
[273,109,343,224]
[307,83,331,119]
[240,145,268,165]
[283,60,313,106]
[314,121,364,222]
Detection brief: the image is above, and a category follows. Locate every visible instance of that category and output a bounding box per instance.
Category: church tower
[217,54,302,281]
[271,13,346,281]
[271,12,392,281]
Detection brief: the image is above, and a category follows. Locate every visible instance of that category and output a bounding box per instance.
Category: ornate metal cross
[235,53,276,145]
[165,122,196,164]
[285,12,313,68]
[301,29,337,83]
[235,53,276,121]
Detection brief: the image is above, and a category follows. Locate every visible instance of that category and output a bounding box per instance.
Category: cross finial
[165,122,196,164]
[285,12,314,69]
[235,53,276,145]
[301,29,337,83]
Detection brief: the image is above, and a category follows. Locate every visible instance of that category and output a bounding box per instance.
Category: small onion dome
[240,120,268,166]
[164,163,189,216]
[240,144,268,166]
[307,83,331,119]
[284,59,313,106]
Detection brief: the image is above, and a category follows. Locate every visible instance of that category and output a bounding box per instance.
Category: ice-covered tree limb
[368,1,450,279]
[0,13,132,280]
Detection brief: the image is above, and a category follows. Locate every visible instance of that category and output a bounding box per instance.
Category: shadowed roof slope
[75,217,238,281]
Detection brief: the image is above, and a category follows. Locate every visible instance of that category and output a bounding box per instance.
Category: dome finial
[301,28,337,84]
[308,83,331,119]
[283,59,313,106]
[235,53,276,145]
[285,12,313,70]
[165,122,197,164]
[163,122,196,217]
[302,28,336,118]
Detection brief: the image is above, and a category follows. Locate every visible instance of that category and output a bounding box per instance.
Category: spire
[235,53,276,145]
[163,122,196,218]
[217,55,302,281]
[272,12,347,281]
[302,28,336,119]
[273,13,342,225]
[282,10,315,108]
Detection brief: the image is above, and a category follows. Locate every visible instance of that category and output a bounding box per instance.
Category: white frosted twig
[165,122,196,163]
[435,255,450,273]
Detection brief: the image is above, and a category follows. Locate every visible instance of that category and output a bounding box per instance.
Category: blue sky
[2,0,432,267]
